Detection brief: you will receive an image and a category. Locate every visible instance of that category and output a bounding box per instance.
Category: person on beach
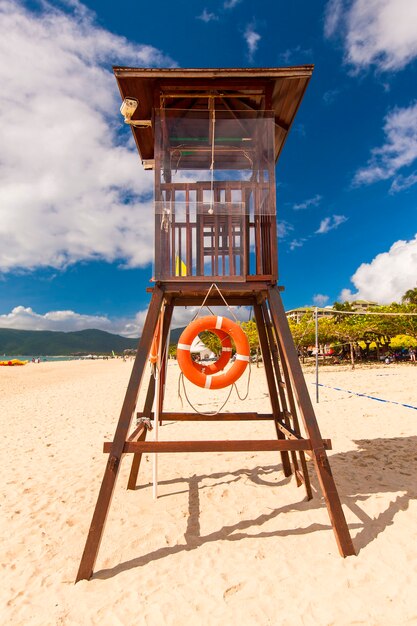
[409,348,416,362]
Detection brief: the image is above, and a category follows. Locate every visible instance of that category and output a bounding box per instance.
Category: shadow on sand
[93,435,417,580]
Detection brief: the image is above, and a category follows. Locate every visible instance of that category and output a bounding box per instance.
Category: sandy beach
[1,358,417,625]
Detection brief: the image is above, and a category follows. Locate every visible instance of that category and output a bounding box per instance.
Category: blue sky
[1,0,417,336]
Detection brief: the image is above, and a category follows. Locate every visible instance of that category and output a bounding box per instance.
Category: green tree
[332,301,353,312]
[288,312,316,354]
[317,316,338,345]
[330,313,379,368]
[241,319,260,365]
[391,303,417,339]
[240,319,259,351]
[390,334,417,349]
[199,331,223,355]
[402,288,417,305]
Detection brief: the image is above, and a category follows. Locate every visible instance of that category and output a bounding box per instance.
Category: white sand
[1,359,417,625]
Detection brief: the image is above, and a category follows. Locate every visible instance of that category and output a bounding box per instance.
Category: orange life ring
[177,315,250,389]
[149,314,162,364]
[192,328,232,375]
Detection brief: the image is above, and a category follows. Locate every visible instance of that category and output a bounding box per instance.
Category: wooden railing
[154,182,277,282]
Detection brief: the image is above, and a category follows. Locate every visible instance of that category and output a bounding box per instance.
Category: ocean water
[1,355,80,363]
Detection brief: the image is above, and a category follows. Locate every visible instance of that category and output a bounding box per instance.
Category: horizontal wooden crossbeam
[141,411,275,421]
[147,281,279,297]
[103,439,332,454]
[135,412,331,445]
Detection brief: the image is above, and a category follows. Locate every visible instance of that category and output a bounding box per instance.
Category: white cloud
[196,9,218,22]
[278,46,313,65]
[278,220,294,239]
[322,88,340,105]
[0,304,252,337]
[293,194,322,210]
[224,0,241,8]
[340,235,417,303]
[354,102,417,190]
[244,24,261,61]
[287,212,346,251]
[171,305,251,330]
[0,1,175,274]
[324,0,344,39]
[390,171,417,193]
[313,294,330,306]
[0,305,117,332]
[324,0,417,72]
[289,238,307,251]
[0,304,150,337]
[316,214,348,234]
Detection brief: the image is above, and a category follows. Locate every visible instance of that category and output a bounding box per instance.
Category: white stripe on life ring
[222,347,232,352]
[204,375,212,389]
[215,316,223,330]
[235,354,250,362]
[177,343,191,351]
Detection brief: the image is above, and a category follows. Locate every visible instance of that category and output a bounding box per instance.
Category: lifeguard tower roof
[113,66,314,165]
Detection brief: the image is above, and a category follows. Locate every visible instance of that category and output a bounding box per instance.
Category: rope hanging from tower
[176,283,252,415]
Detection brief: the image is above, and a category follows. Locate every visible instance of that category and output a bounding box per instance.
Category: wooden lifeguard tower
[76,66,355,582]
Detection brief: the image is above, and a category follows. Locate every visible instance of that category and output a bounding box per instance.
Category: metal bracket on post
[136,417,153,431]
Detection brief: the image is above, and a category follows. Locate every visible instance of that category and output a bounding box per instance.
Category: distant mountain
[169,326,185,344]
[0,328,138,356]
[0,326,187,356]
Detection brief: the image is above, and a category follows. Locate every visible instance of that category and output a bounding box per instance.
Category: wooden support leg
[268,287,356,557]
[260,300,302,486]
[126,375,155,490]
[261,302,308,496]
[253,303,292,477]
[76,287,165,582]
[126,426,148,490]
[261,301,313,500]
[275,325,313,500]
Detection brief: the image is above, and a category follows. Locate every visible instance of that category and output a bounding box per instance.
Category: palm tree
[402,288,417,305]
